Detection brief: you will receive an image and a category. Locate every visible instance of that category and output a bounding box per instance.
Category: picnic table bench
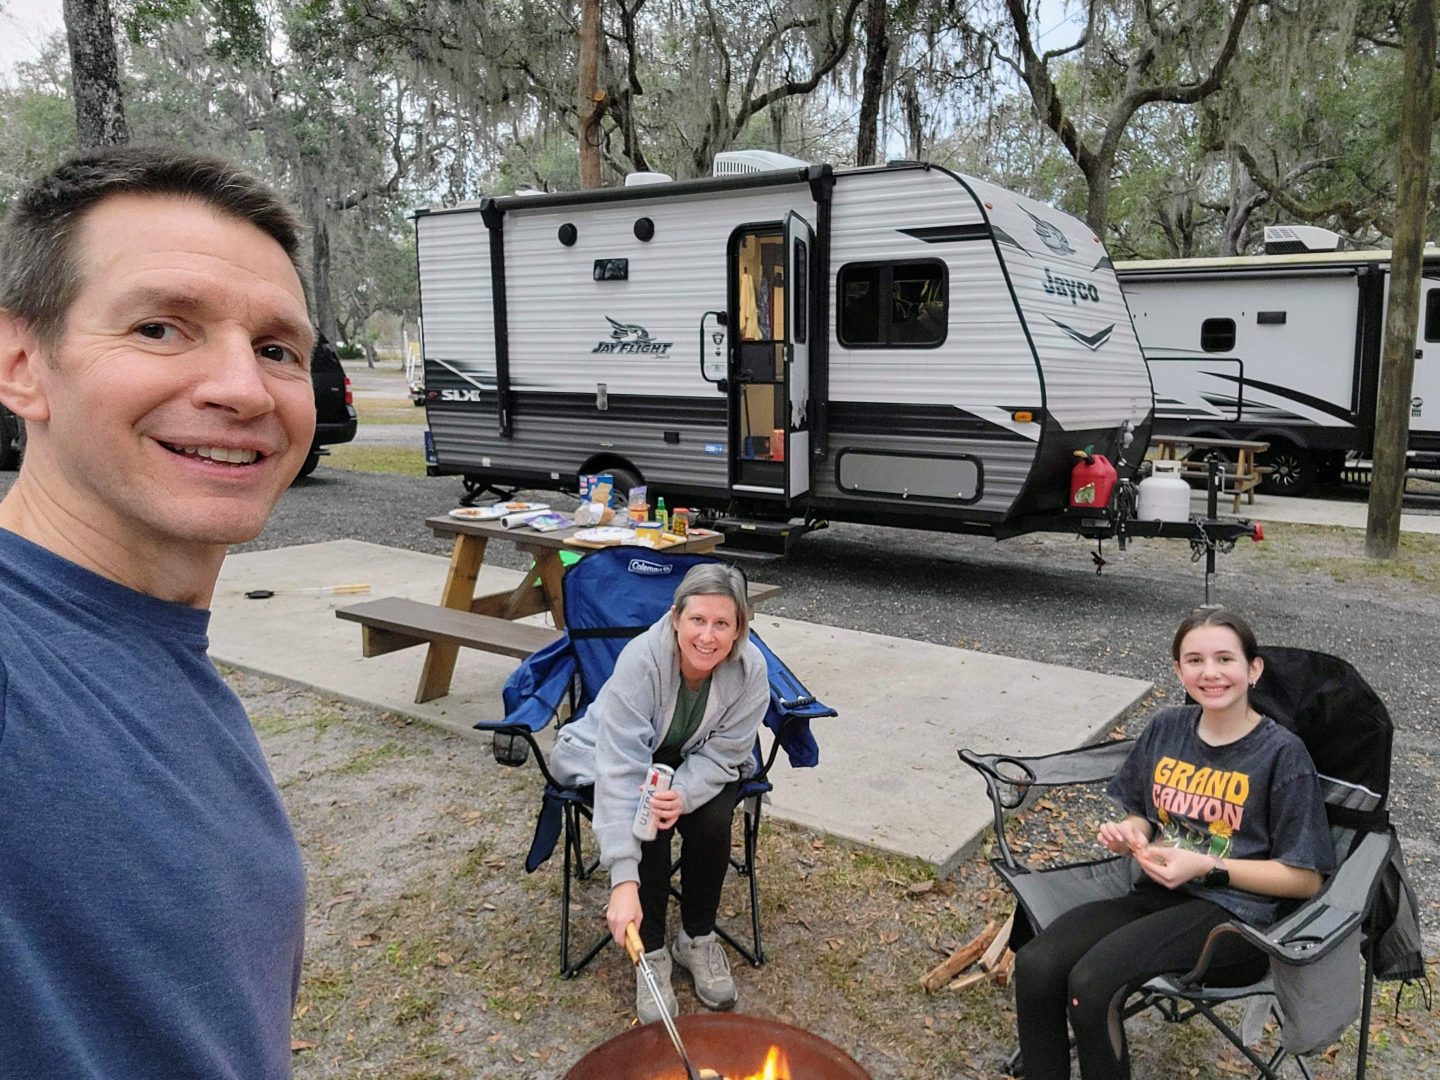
[1151,435,1270,514]
[337,514,780,703]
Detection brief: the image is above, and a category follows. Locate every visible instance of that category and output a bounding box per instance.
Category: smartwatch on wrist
[1201,859,1230,887]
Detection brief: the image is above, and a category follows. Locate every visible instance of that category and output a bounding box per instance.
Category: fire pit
[564,1013,870,1079]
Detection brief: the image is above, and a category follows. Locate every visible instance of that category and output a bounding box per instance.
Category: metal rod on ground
[1205,456,1221,605]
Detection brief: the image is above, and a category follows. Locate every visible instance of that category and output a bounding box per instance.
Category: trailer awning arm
[480,198,513,439]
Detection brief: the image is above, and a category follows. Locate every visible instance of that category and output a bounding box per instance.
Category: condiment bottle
[655,497,669,531]
[672,508,689,537]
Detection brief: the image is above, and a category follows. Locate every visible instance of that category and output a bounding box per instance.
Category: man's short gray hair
[0,144,310,347]
[672,562,750,641]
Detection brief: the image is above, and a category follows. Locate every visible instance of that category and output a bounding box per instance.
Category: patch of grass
[392,989,441,1028]
[251,712,301,737]
[325,444,426,476]
[332,742,412,777]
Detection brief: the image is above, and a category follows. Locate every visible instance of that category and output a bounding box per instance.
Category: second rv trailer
[417,158,1154,538]
[1117,235,1440,495]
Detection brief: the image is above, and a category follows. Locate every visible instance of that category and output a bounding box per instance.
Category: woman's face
[672,593,741,683]
[1173,624,1263,714]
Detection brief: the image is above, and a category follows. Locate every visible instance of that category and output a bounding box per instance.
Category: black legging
[1013,881,1269,1079]
[637,780,741,953]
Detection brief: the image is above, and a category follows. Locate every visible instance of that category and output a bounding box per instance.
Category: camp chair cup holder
[491,730,532,767]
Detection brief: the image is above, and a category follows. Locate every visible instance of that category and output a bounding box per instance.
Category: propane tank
[1137,459,1192,523]
[1069,449,1118,509]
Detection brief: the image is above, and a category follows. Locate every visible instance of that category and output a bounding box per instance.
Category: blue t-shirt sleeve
[1267,744,1336,875]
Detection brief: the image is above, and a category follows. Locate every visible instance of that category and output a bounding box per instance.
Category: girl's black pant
[1013,881,1268,1079]
[637,780,741,953]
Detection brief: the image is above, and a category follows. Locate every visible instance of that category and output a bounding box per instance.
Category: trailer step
[713,516,811,558]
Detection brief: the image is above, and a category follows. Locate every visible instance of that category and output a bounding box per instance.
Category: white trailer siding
[974,176,1153,436]
[416,210,494,380]
[820,168,1044,515]
[1123,272,1361,429]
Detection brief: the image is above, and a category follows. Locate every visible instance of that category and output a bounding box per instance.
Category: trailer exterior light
[1012,410,1033,423]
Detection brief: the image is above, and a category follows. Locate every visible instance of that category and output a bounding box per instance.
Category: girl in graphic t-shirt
[1013,608,1335,1080]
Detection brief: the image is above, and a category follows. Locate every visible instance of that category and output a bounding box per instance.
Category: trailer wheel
[1258,442,1316,497]
[601,466,642,497]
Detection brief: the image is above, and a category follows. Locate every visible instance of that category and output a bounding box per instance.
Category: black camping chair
[961,647,1402,1079]
[474,546,836,976]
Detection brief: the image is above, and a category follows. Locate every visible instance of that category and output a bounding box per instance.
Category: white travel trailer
[416,155,1157,540]
[1116,227,1440,495]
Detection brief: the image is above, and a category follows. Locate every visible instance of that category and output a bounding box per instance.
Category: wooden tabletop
[424,513,726,554]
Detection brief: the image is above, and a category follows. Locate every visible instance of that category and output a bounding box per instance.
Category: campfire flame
[738,1045,789,1080]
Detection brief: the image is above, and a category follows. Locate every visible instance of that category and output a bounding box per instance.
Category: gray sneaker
[635,946,679,1024]
[670,929,737,1010]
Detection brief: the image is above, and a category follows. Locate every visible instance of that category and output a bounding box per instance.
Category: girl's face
[672,593,741,683]
[1174,624,1263,714]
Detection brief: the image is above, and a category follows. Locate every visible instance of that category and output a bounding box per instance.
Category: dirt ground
[237,668,1438,1079]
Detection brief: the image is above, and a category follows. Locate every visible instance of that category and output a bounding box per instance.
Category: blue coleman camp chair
[475,546,837,976]
[961,648,1421,1079]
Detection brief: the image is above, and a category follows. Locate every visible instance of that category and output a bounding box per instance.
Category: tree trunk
[577,0,604,187]
[855,0,889,166]
[63,0,128,148]
[1367,0,1435,559]
[306,186,339,344]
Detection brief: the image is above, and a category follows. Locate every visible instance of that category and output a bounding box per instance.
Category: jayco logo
[592,317,673,355]
[1021,207,1074,256]
[1043,269,1100,305]
[628,559,673,575]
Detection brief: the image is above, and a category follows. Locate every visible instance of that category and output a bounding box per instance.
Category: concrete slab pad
[212,541,1151,871]
[1193,489,1440,535]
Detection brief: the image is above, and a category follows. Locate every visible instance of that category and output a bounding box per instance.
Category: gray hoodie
[549,612,769,888]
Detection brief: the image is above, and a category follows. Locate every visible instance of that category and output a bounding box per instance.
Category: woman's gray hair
[671,562,750,641]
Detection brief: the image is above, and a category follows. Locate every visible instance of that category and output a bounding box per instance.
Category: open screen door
[784,211,813,499]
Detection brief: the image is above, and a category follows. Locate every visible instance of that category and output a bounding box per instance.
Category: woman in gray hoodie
[549,563,769,1023]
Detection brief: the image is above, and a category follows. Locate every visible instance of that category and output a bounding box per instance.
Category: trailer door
[1415,278,1440,436]
[728,217,813,503]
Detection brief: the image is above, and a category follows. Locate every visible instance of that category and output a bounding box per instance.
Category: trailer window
[838,260,947,348]
[1425,290,1440,342]
[793,239,808,346]
[1201,318,1236,352]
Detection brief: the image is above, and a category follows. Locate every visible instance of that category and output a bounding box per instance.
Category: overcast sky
[0,0,1081,86]
[1,0,64,77]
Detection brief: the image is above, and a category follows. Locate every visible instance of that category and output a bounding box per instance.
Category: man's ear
[0,311,51,422]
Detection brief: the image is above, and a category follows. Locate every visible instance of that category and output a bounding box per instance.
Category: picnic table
[1151,435,1270,514]
[338,514,778,704]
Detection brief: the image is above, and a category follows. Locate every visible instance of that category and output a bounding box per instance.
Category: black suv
[0,336,358,477]
[301,334,358,478]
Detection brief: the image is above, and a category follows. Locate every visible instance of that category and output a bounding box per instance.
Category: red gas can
[1069,451,1117,509]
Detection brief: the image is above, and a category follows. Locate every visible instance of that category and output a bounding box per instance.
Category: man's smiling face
[20,192,316,551]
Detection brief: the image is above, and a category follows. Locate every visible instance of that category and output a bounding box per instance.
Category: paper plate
[448,501,547,521]
[571,527,637,543]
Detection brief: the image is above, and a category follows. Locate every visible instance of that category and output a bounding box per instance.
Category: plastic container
[1069,451,1117,508]
[770,428,785,462]
[655,497,669,531]
[1137,460,1192,522]
[671,508,689,537]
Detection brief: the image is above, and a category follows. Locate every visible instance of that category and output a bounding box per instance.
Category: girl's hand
[607,882,642,946]
[648,788,684,831]
[1098,818,1150,855]
[1135,845,1214,890]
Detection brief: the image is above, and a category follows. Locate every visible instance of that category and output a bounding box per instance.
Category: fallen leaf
[907,880,935,896]
[291,1039,317,1053]
[350,935,376,948]
[435,952,454,966]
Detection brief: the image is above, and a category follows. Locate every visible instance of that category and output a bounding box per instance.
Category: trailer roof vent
[712,149,811,176]
[1264,224,1343,255]
[624,171,674,187]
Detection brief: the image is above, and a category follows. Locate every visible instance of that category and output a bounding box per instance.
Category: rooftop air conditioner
[624,171,674,187]
[1264,225,1344,255]
[712,150,812,177]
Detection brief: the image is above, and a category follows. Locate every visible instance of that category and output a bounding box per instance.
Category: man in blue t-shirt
[0,148,316,1077]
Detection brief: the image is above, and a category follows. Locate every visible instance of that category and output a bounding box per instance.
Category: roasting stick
[625,923,706,1080]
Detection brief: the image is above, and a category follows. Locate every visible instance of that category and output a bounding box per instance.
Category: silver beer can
[632,763,676,841]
